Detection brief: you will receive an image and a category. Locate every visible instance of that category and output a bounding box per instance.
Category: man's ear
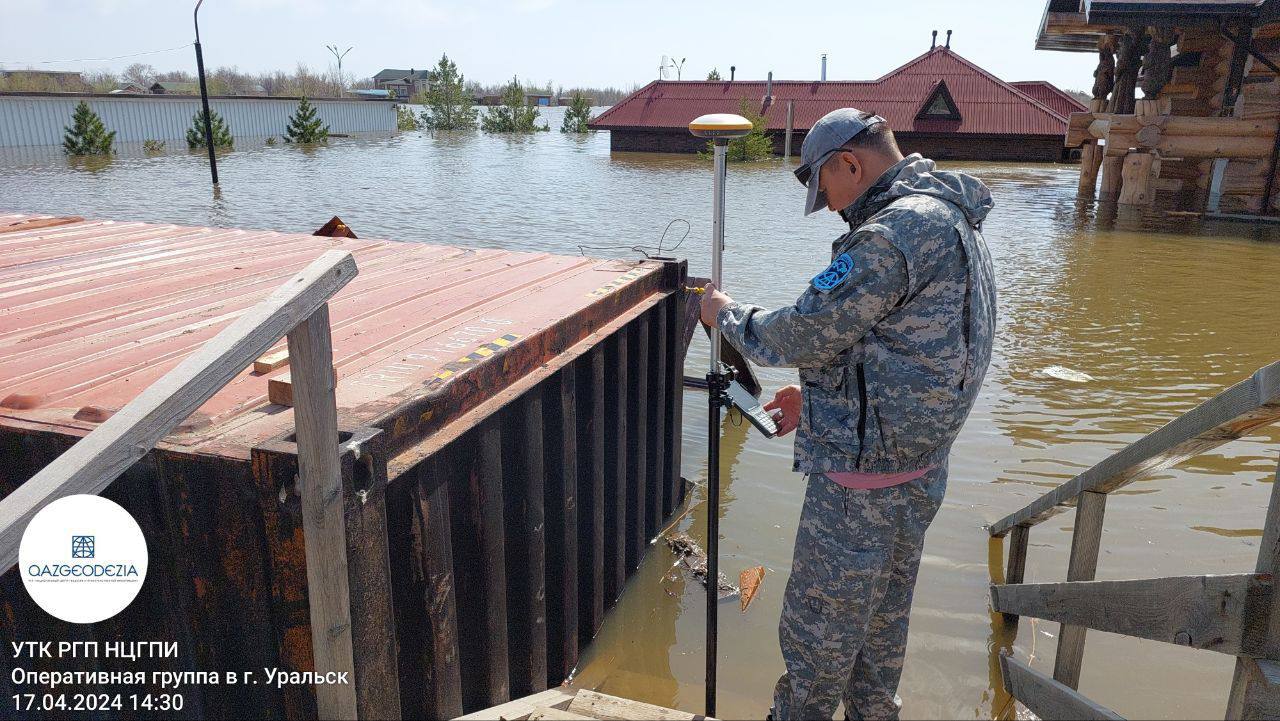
[843,150,861,181]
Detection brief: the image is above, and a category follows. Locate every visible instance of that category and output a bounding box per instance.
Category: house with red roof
[589,43,1086,162]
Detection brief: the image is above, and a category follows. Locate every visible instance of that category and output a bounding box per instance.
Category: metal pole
[705,137,728,718]
[194,0,218,186]
[784,101,794,160]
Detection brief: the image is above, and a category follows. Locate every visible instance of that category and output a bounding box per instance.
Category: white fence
[0,93,396,147]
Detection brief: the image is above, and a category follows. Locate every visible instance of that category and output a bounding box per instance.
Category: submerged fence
[0,93,396,147]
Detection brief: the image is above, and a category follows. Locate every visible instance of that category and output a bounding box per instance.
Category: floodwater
[3,105,1280,719]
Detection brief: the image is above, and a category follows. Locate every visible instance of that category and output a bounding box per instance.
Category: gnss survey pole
[688,113,752,718]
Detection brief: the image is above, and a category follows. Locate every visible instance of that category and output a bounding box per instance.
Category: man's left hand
[699,282,733,327]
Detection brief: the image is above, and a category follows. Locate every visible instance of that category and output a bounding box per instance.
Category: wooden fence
[0,251,365,719]
[988,360,1280,719]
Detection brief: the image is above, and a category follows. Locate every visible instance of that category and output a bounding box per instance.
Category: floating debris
[1040,365,1094,383]
[739,566,765,613]
[665,533,738,598]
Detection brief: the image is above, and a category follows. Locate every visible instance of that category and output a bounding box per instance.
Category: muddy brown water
[2,108,1279,719]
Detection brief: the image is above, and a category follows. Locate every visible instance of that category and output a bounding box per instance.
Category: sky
[0,0,1098,91]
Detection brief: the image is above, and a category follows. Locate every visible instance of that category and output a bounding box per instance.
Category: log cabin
[1040,0,1280,214]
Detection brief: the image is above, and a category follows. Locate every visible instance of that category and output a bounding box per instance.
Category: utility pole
[193,0,217,186]
[326,44,353,95]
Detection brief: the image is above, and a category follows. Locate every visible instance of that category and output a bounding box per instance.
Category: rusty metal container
[0,214,689,719]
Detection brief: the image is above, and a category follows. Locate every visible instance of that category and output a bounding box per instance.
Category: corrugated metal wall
[0,94,395,147]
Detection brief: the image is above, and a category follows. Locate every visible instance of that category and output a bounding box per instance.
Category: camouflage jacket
[717,155,997,474]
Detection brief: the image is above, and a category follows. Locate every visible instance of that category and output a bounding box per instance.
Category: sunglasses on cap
[792,111,882,188]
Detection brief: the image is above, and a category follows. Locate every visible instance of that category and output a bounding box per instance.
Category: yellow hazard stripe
[587,268,646,298]
[428,333,523,385]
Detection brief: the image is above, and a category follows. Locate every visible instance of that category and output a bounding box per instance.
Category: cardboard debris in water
[739,565,765,613]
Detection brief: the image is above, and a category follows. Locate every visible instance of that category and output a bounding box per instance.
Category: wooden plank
[505,395,548,699]
[999,655,1125,721]
[604,330,628,604]
[455,687,577,721]
[627,315,649,569]
[568,689,715,721]
[288,303,358,721]
[1002,524,1030,623]
[992,573,1270,655]
[1227,457,1280,718]
[528,706,597,721]
[989,361,1280,537]
[544,370,579,683]
[0,249,357,572]
[578,349,606,643]
[1052,491,1106,690]
[647,306,667,538]
[254,348,290,374]
[269,373,293,406]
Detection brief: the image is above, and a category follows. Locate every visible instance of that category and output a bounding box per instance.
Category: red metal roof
[1010,81,1089,119]
[590,47,1072,137]
[0,213,668,459]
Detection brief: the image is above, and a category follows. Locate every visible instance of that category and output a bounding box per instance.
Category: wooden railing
[989,360,1280,720]
[0,250,361,720]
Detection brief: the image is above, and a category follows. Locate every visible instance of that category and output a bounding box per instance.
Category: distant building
[0,70,90,92]
[589,42,1085,161]
[373,69,431,100]
[558,96,595,106]
[242,84,268,97]
[110,83,149,95]
[150,81,199,95]
[526,93,553,107]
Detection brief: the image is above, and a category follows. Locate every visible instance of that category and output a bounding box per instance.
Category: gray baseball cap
[794,108,886,215]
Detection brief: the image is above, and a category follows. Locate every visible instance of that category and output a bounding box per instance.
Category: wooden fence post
[289,303,359,721]
[1053,491,1107,690]
[1226,455,1280,719]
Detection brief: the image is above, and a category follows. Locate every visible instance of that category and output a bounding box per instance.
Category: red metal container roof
[1010,81,1089,119]
[590,47,1072,137]
[0,213,671,459]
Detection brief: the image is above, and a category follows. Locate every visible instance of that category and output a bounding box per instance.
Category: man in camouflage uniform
[699,108,996,720]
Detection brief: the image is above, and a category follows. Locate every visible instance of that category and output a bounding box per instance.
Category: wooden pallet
[457,688,717,721]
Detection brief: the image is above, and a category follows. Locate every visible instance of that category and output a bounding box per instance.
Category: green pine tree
[481,76,549,133]
[395,103,420,130]
[419,53,478,131]
[702,99,774,162]
[62,101,115,156]
[283,97,329,143]
[559,90,593,133]
[185,109,233,149]
[707,68,722,81]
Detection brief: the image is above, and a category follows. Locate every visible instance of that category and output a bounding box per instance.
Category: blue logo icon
[71,535,95,559]
[812,252,855,292]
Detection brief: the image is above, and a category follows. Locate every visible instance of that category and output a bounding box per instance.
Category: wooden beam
[1002,525,1030,623]
[454,688,576,721]
[269,373,294,406]
[1227,457,1280,719]
[999,655,1125,721]
[0,249,356,573]
[289,303,358,721]
[1053,491,1106,690]
[568,689,717,721]
[254,348,290,374]
[992,573,1271,656]
[528,706,596,721]
[1104,133,1274,159]
[989,361,1280,537]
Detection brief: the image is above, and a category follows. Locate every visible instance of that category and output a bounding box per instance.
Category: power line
[0,43,193,67]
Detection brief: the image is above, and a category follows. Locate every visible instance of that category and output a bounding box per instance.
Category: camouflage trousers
[772,465,946,720]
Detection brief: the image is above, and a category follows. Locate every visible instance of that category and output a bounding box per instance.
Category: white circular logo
[19,494,148,624]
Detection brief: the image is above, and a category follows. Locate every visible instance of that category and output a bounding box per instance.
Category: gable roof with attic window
[917,80,962,120]
[590,46,1072,137]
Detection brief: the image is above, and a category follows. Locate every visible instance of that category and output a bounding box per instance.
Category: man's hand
[698,282,733,327]
[763,384,801,437]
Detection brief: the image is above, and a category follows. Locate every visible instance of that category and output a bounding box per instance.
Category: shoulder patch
[812,252,854,293]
